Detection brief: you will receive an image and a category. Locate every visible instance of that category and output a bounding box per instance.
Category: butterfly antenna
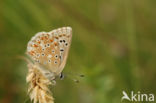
[72,79,80,83]
[66,71,85,78]
[63,72,84,83]
[78,74,85,77]
[66,75,80,83]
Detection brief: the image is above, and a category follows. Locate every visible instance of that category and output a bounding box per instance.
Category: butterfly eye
[59,72,64,80]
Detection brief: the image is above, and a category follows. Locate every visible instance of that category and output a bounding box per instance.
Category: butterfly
[26,27,72,80]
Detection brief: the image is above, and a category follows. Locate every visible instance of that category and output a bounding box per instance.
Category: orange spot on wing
[45,36,48,39]
[41,37,44,40]
[37,41,41,44]
[50,39,53,42]
[54,42,58,46]
[29,51,35,55]
[34,44,38,47]
[55,36,59,39]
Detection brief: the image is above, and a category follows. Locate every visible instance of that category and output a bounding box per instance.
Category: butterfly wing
[27,27,72,76]
[56,27,72,75]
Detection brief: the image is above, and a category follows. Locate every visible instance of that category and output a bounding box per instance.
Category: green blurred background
[0,0,156,103]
